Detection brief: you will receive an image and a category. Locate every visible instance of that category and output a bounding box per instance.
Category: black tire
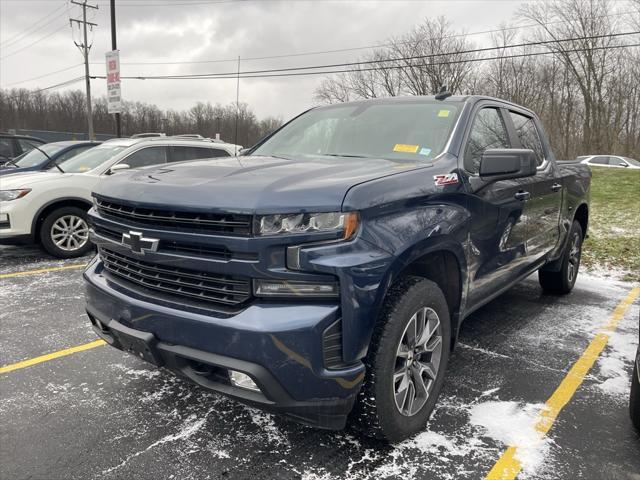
[39,206,92,259]
[539,220,583,294]
[631,361,640,432]
[351,276,451,442]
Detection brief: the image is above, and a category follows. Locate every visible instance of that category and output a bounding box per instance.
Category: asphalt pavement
[1,244,638,480]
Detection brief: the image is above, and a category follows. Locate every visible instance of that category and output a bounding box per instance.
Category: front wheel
[539,220,583,294]
[39,206,92,259]
[351,276,451,442]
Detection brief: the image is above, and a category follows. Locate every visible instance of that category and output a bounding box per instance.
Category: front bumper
[0,199,32,242]
[84,258,364,429]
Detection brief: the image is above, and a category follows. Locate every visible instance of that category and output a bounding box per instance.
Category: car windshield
[12,143,66,168]
[53,145,128,173]
[623,157,640,167]
[251,100,462,162]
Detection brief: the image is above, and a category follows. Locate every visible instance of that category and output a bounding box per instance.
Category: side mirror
[479,149,536,181]
[238,148,250,156]
[108,163,130,174]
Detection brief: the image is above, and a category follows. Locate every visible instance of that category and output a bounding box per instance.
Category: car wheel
[631,361,640,432]
[351,276,451,442]
[40,206,92,259]
[539,220,583,294]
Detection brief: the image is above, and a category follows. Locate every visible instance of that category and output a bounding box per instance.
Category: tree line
[314,0,640,159]
[0,89,283,148]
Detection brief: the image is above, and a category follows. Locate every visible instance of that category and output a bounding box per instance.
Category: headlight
[0,189,31,202]
[254,279,339,297]
[257,211,359,238]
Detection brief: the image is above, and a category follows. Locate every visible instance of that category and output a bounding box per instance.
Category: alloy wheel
[393,307,443,416]
[50,215,89,252]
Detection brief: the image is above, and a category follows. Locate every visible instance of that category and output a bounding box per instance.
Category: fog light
[254,279,339,297]
[0,213,8,222]
[229,370,260,392]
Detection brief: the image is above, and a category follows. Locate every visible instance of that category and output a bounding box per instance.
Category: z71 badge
[434,173,459,186]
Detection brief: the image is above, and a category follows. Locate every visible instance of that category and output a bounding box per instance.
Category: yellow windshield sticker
[438,110,450,118]
[393,144,419,153]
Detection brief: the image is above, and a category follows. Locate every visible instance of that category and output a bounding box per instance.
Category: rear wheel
[40,206,92,259]
[351,276,451,442]
[539,220,583,294]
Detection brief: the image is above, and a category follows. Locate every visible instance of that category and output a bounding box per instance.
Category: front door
[462,106,538,309]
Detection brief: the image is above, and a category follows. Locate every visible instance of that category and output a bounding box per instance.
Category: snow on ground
[468,401,551,477]
[594,321,638,399]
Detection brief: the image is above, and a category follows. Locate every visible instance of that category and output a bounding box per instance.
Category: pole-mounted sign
[105,50,122,114]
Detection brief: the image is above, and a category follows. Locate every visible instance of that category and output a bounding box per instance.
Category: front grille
[100,248,251,309]
[95,196,252,236]
[93,224,257,262]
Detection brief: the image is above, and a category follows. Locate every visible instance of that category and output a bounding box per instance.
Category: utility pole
[109,0,121,137]
[70,0,98,140]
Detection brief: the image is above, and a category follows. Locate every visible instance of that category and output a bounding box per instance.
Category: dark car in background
[0,133,47,165]
[0,141,100,176]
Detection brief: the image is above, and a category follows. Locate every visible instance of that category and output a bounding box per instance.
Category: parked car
[84,95,591,442]
[580,155,640,169]
[0,141,100,176]
[0,132,46,165]
[631,323,640,432]
[0,137,238,258]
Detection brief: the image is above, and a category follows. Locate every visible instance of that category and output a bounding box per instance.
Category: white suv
[0,137,237,258]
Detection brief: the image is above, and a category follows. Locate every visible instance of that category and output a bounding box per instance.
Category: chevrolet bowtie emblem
[121,231,159,254]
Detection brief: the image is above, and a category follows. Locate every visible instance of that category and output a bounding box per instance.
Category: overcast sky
[0,0,524,121]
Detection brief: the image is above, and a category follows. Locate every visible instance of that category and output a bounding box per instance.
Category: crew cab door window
[508,112,546,167]
[168,146,229,163]
[122,146,168,169]
[464,107,510,174]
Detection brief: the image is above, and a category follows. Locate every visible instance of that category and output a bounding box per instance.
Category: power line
[0,2,67,48]
[96,31,640,80]
[1,63,84,87]
[3,76,85,99]
[86,10,633,66]
[0,24,70,60]
[89,42,640,81]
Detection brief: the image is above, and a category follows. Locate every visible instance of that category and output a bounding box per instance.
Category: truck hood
[95,155,429,213]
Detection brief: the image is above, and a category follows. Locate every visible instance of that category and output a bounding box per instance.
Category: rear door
[463,104,538,307]
[506,111,562,261]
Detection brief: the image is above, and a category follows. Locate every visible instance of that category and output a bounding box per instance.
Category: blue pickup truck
[84,95,591,441]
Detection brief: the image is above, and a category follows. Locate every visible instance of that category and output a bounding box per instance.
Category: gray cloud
[1,0,522,120]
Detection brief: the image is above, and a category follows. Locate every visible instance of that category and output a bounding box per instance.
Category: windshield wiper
[31,145,65,173]
[321,153,371,159]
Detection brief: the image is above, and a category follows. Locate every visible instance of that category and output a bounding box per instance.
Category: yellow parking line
[0,263,87,279]
[0,339,106,375]
[485,286,640,480]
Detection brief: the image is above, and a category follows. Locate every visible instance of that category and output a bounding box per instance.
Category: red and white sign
[105,50,122,114]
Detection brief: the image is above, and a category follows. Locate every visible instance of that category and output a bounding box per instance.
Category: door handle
[514,191,531,201]
[551,183,562,192]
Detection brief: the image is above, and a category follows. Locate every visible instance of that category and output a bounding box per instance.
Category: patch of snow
[595,325,638,398]
[469,400,550,476]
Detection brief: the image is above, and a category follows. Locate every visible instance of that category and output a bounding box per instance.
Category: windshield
[623,157,640,167]
[251,100,461,162]
[54,145,127,173]
[13,144,66,168]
